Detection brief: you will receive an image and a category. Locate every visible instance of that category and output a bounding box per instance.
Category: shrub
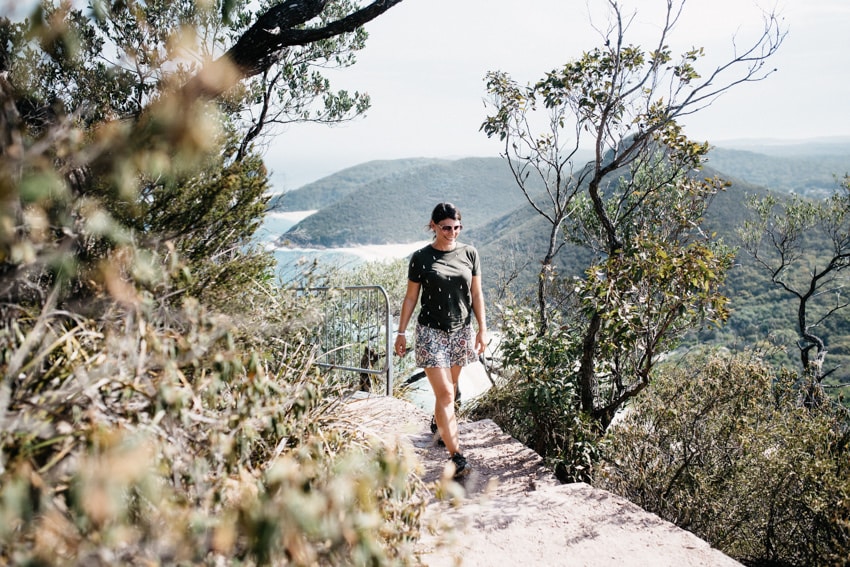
[466,305,601,483]
[0,277,427,565]
[598,349,850,566]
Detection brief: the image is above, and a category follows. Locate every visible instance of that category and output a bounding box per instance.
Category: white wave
[279,240,430,263]
[267,210,318,222]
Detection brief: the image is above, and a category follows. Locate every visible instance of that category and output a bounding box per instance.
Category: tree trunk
[579,311,601,415]
[537,217,565,333]
[537,257,552,334]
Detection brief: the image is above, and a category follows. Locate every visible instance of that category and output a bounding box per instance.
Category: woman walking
[394,203,488,479]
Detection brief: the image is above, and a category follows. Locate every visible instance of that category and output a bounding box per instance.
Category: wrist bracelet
[397,331,408,337]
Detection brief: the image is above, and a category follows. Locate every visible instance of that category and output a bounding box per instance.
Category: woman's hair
[430,202,462,226]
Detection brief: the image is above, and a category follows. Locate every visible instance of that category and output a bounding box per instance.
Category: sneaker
[450,452,470,480]
[430,416,445,447]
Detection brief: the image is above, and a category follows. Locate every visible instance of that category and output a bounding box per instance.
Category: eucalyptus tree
[0,0,403,310]
[739,176,850,407]
[482,0,785,428]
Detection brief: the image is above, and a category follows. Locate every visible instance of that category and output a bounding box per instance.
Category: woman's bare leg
[425,366,460,455]
[450,365,462,405]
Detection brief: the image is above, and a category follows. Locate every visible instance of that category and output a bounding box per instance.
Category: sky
[4,0,847,191]
[265,0,850,191]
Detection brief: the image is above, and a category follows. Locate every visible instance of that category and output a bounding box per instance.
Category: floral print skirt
[415,323,478,368]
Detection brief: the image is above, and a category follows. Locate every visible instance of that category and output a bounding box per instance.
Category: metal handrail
[299,285,393,396]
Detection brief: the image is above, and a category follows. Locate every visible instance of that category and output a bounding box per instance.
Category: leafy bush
[465,305,601,483]
[597,349,850,566]
[0,277,427,565]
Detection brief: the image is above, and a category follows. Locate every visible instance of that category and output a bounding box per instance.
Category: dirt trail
[346,394,742,567]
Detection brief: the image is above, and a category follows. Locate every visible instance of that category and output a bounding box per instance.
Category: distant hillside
[269,158,446,212]
[706,146,850,199]
[469,163,771,294]
[278,157,542,248]
[271,144,850,249]
[712,137,850,156]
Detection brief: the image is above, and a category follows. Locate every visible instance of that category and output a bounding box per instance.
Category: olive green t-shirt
[408,243,481,332]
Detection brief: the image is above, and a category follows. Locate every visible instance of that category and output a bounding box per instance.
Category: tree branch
[184,0,405,100]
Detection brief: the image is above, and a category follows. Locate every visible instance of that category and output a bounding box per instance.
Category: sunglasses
[438,224,463,232]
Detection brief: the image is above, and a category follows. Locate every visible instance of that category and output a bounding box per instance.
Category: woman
[394,202,487,480]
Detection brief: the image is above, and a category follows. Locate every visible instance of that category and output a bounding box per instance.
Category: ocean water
[257,210,317,244]
[260,210,427,280]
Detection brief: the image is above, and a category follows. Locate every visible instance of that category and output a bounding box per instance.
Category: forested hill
[706,142,850,198]
[274,156,550,248]
[268,158,448,212]
[270,141,850,249]
[461,163,771,293]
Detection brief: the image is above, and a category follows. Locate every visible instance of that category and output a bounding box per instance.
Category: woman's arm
[394,280,420,357]
[470,274,488,355]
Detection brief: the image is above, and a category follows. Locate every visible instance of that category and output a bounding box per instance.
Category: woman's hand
[474,329,488,356]
[394,334,407,357]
